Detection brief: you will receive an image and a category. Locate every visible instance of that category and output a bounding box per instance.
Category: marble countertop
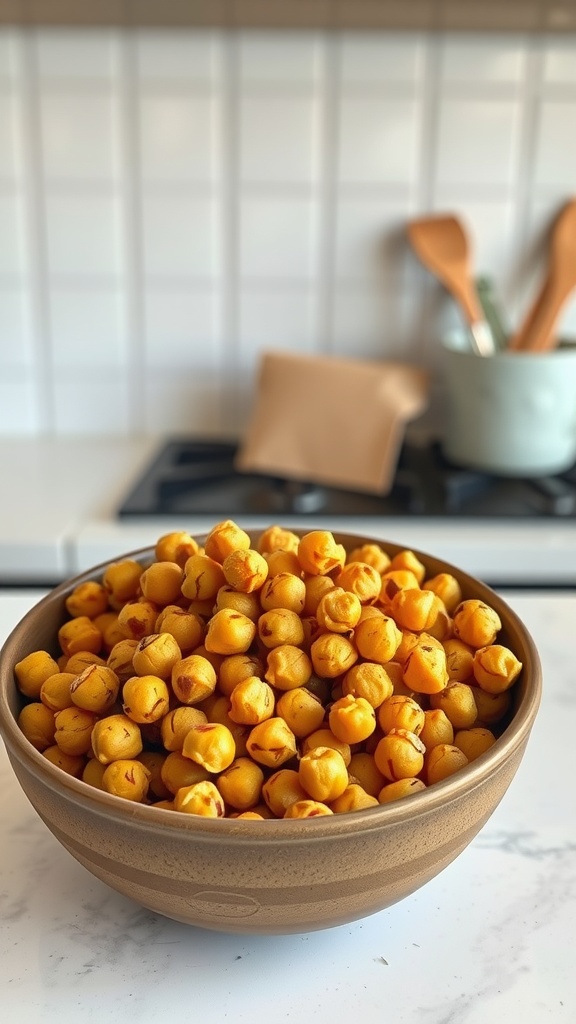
[1,589,575,1024]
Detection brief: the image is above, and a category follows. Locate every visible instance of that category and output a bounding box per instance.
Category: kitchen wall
[1,25,576,438]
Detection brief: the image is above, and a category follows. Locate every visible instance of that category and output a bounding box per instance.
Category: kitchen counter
[1,589,575,1024]
[1,436,576,586]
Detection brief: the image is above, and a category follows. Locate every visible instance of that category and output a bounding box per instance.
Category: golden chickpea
[389,549,426,585]
[299,746,349,802]
[102,759,151,802]
[301,727,351,766]
[258,608,305,650]
[310,632,358,678]
[390,588,439,633]
[228,676,275,726]
[342,662,394,709]
[425,743,469,785]
[204,694,250,759]
[260,573,306,614]
[378,778,426,803]
[106,638,139,683]
[154,530,199,567]
[265,549,303,577]
[245,717,297,769]
[419,708,454,749]
[154,605,204,652]
[139,560,183,606]
[171,653,217,705]
[302,573,335,616]
[284,799,333,818]
[54,706,97,756]
[70,664,120,714]
[348,751,386,797]
[122,674,170,724]
[43,745,85,777]
[160,706,207,752]
[453,599,502,649]
[378,569,420,611]
[443,637,475,681]
[394,630,420,667]
[262,768,308,817]
[328,694,376,744]
[102,559,143,608]
[204,608,257,655]
[454,727,497,761]
[276,687,325,738]
[430,680,478,729]
[65,580,109,619]
[377,694,426,736]
[132,631,182,679]
[203,519,251,563]
[218,653,264,696]
[137,750,171,800]
[94,611,126,654]
[82,757,107,790]
[182,722,236,773]
[216,757,264,811]
[214,586,261,622]
[423,572,462,615]
[425,599,453,643]
[116,600,158,642]
[335,560,382,605]
[91,713,143,764]
[472,686,512,726]
[222,548,269,593]
[65,650,107,674]
[374,729,426,781]
[316,587,362,633]
[17,702,56,751]
[472,644,523,694]
[174,780,225,817]
[190,643,224,675]
[257,525,300,554]
[160,751,210,795]
[57,616,102,658]
[353,614,402,664]
[346,542,391,574]
[329,784,379,813]
[181,553,225,601]
[403,634,449,695]
[297,530,346,576]
[40,671,76,711]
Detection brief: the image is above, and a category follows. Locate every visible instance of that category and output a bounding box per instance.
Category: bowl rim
[0,532,542,841]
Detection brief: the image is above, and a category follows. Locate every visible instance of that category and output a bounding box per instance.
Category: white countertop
[1,589,575,1024]
[1,436,576,586]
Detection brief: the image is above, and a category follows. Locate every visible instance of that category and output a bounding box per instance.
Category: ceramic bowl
[0,532,541,935]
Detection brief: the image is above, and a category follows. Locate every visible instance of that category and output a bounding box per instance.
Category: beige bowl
[0,532,541,935]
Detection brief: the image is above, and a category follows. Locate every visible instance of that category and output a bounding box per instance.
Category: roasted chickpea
[102,559,142,607]
[245,717,297,769]
[116,600,158,642]
[137,750,171,800]
[265,549,303,577]
[262,768,308,817]
[222,548,269,593]
[310,632,358,678]
[402,634,449,695]
[91,713,143,764]
[453,599,502,649]
[102,759,151,802]
[173,780,225,817]
[42,745,85,777]
[160,706,207,751]
[122,674,170,724]
[160,751,210,795]
[65,580,109,619]
[218,653,264,696]
[297,530,346,576]
[57,616,102,658]
[419,708,454,749]
[388,549,426,585]
[443,637,475,681]
[181,553,225,601]
[316,587,362,633]
[284,799,333,818]
[260,573,306,614]
[472,644,523,694]
[53,706,97,756]
[374,729,426,782]
[472,686,512,726]
[228,676,275,726]
[257,525,300,554]
[214,586,261,622]
[335,560,382,604]
[204,519,251,564]
[329,784,379,813]
[301,727,351,766]
[40,671,76,712]
[346,542,391,574]
[454,726,497,761]
[378,778,426,803]
[258,608,305,650]
[377,694,426,736]
[299,746,349,803]
[378,569,420,611]
[353,614,402,664]
[131,631,182,679]
[390,588,439,633]
[425,743,469,785]
[430,680,478,729]
[154,605,204,652]
[17,702,56,751]
[348,751,386,797]
[171,653,217,705]
[275,687,325,738]
[204,608,257,655]
[342,662,394,708]
[106,638,139,683]
[69,664,120,714]
[216,757,264,811]
[182,722,236,773]
[65,650,106,674]
[154,530,199,567]
[328,694,376,744]
[423,572,462,615]
[302,573,335,616]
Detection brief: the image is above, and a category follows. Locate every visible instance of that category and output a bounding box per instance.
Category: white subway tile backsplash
[434,98,520,187]
[238,32,321,86]
[44,192,122,278]
[141,192,219,279]
[139,94,219,184]
[337,96,421,186]
[239,95,319,185]
[338,32,425,85]
[144,287,220,368]
[2,25,576,438]
[40,93,118,183]
[49,286,127,368]
[239,195,318,280]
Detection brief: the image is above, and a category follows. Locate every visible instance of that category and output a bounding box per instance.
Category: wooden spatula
[407,213,495,356]
[508,198,576,352]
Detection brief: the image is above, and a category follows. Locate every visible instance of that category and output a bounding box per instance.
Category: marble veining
[1,591,575,1023]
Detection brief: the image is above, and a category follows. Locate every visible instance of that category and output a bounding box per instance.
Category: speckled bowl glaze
[0,532,541,935]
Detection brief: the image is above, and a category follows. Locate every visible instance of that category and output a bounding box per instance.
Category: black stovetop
[117,438,576,520]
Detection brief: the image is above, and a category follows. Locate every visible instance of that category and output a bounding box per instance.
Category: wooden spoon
[508,198,576,352]
[407,213,495,356]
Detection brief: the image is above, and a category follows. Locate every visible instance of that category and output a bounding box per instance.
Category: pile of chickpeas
[14,521,523,820]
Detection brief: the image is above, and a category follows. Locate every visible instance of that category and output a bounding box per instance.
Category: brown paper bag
[235,351,429,495]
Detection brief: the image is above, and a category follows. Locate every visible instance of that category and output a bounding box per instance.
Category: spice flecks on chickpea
[328,694,376,745]
[116,600,158,643]
[102,559,143,608]
[174,780,225,817]
[132,631,182,679]
[102,759,151,802]
[154,530,199,568]
[15,650,61,700]
[65,580,109,619]
[204,520,251,564]
[453,599,502,649]
[335,561,382,605]
[171,654,217,705]
[260,573,306,614]
[70,664,120,714]
[257,525,300,555]
[204,608,257,655]
[310,632,358,678]
[122,674,170,724]
[181,553,226,601]
[91,713,143,764]
[374,729,426,782]
[472,645,522,694]
[354,614,402,665]
[228,676,275,726]
[258,608,305,650]
[316,587,362,633]
[222,548,269,593]
[17,702,56,751]
[297,531,346,576]
[246,717,297,768]
[182,722,236,773]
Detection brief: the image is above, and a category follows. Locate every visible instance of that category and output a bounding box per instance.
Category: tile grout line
[18,27,55,434]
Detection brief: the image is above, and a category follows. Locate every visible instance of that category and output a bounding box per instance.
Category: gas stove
[117,437,576,521]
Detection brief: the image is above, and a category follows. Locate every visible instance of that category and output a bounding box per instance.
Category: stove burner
[117,437,576,520]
